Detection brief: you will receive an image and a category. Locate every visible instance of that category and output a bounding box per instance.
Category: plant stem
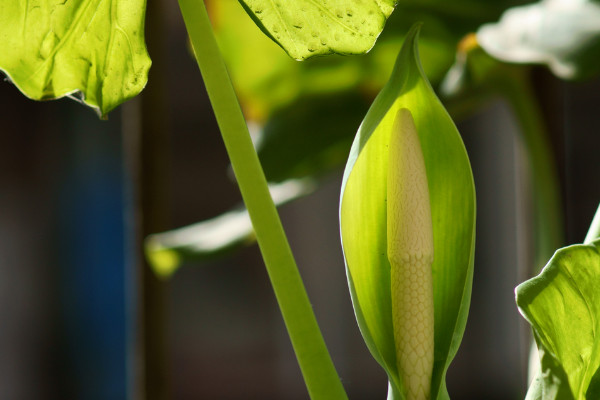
[176,1,347,398]
[584,203,600,244]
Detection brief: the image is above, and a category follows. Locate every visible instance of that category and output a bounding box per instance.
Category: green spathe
[0,0,151,117]
[339,24,476,399]
[517,239,600,400]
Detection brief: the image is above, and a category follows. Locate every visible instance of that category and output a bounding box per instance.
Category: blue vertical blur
[55,104,127,399]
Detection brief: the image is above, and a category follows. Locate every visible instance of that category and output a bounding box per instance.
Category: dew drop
[311,31,318,38]
[336,9,343,18]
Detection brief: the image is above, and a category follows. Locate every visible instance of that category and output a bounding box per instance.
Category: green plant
[339,26,475,399]
[1,0,599,398]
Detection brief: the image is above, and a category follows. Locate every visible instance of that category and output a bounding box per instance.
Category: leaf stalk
[176,1,347,398]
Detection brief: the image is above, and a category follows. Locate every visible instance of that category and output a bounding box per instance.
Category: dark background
[0,1,599,399]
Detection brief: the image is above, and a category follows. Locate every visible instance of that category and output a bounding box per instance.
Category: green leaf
[477,0,600,80]
[214,0,461,121]
[339,24,476,399]
[237,0,397,60]
[517,239,600,399]
[0,0,151,117]
[145,179,316,278]
[258,92,369,182]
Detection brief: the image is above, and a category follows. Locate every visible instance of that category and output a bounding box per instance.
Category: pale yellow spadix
[387,108,434,400]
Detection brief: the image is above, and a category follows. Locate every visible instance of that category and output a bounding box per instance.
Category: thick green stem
[584,204,600,244]
[500,75,564,271]
[176,1,347,398]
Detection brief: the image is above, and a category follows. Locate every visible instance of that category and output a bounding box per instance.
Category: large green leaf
[0,0,151,117]
[339,25,476,399]
[237,0,397,60]
[477,0,600,80]
[517,239,600,400]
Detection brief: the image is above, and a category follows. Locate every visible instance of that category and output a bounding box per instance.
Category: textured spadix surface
[0,0,151,117]
[387,109,434,400]
[340,25,476,400]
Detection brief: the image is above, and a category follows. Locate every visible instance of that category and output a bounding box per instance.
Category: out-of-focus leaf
[477,0,600,80]
[339,25,476,399]
[211,0,456,122]
[258,92,370,182]
[237,0,397,60]
[145,179,316,278]
[211,0,458,191]
[0,0,151,117]
[517,239,600,399]
[441,38,564,272]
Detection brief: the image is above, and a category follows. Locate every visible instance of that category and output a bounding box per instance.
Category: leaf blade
[237,0,397,60]
[517,240,600,399]
[0,0,151,116]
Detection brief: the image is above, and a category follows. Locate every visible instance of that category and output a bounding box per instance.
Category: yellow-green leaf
[0,0,151,117]
[237,0,397,60]
[517,239,600,400]
[340,24,476,399]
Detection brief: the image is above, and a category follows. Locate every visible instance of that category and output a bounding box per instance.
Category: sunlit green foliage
[237,0,397,60]
[517,239,600,400]
[0,0,151,117]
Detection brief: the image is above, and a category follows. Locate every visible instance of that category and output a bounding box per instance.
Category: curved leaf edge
[517,239,600,400]
[237,0,397,61]
[0,64,150,118]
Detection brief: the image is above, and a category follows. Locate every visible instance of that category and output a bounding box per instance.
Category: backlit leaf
[517,239,600,399]
[0,0,151,117]
[237,0,397,60]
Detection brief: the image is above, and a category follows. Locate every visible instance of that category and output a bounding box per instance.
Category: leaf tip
[145,238,181,280]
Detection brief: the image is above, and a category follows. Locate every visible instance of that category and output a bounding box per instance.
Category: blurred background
[0,0,599,399]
